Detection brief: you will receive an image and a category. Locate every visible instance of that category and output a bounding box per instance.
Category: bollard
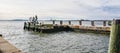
[103,21,106,26]
[79,20,82,25]
[60,21,63,25]
[69,21,71,25]
[91,21,95,26]
[108,19,120,53]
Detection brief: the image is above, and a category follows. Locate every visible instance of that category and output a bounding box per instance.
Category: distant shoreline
[0,20,27,21]
[0,20,112,21]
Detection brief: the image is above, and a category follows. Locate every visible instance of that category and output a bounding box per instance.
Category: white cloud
[0,0,120,20]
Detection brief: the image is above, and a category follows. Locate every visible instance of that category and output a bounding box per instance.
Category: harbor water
[0,21,109,53]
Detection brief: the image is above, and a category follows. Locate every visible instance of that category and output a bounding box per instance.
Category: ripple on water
[0,21,109,53]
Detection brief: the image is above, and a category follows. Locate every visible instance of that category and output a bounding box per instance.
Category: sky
[0,0,120,20]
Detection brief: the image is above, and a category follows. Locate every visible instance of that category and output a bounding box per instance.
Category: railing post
[108,21,112,26]
[53,20,55,24]
[79,20,82,25]
[108,19,120,53]
[91,21,95,26]
[103,21,106,26]
[69,21,71,25]
[60,21,63,25]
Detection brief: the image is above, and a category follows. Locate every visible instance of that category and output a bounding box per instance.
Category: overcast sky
[0,0,120,20]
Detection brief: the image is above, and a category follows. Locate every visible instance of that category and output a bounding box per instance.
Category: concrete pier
[70,25,110,34]
[0,34,21,53]
[24,20,111,34]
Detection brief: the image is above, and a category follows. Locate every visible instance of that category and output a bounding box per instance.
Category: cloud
[0,0,120,20]
[73,0,120,15]
[102,6,120,13]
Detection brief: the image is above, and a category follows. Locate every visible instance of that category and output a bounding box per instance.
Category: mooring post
[60,21,63,25]
[108,19,120,53]
[53,20,55,24]
[28,22,31,30]
[79,20,82,25]
[91,21,95,26]
[69,21,71,25]
[103,21,106,26]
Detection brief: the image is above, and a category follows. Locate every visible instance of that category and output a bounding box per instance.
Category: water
[0,21,109,53]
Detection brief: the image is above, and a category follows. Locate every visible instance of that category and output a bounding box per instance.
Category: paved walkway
[0,36,21,53]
